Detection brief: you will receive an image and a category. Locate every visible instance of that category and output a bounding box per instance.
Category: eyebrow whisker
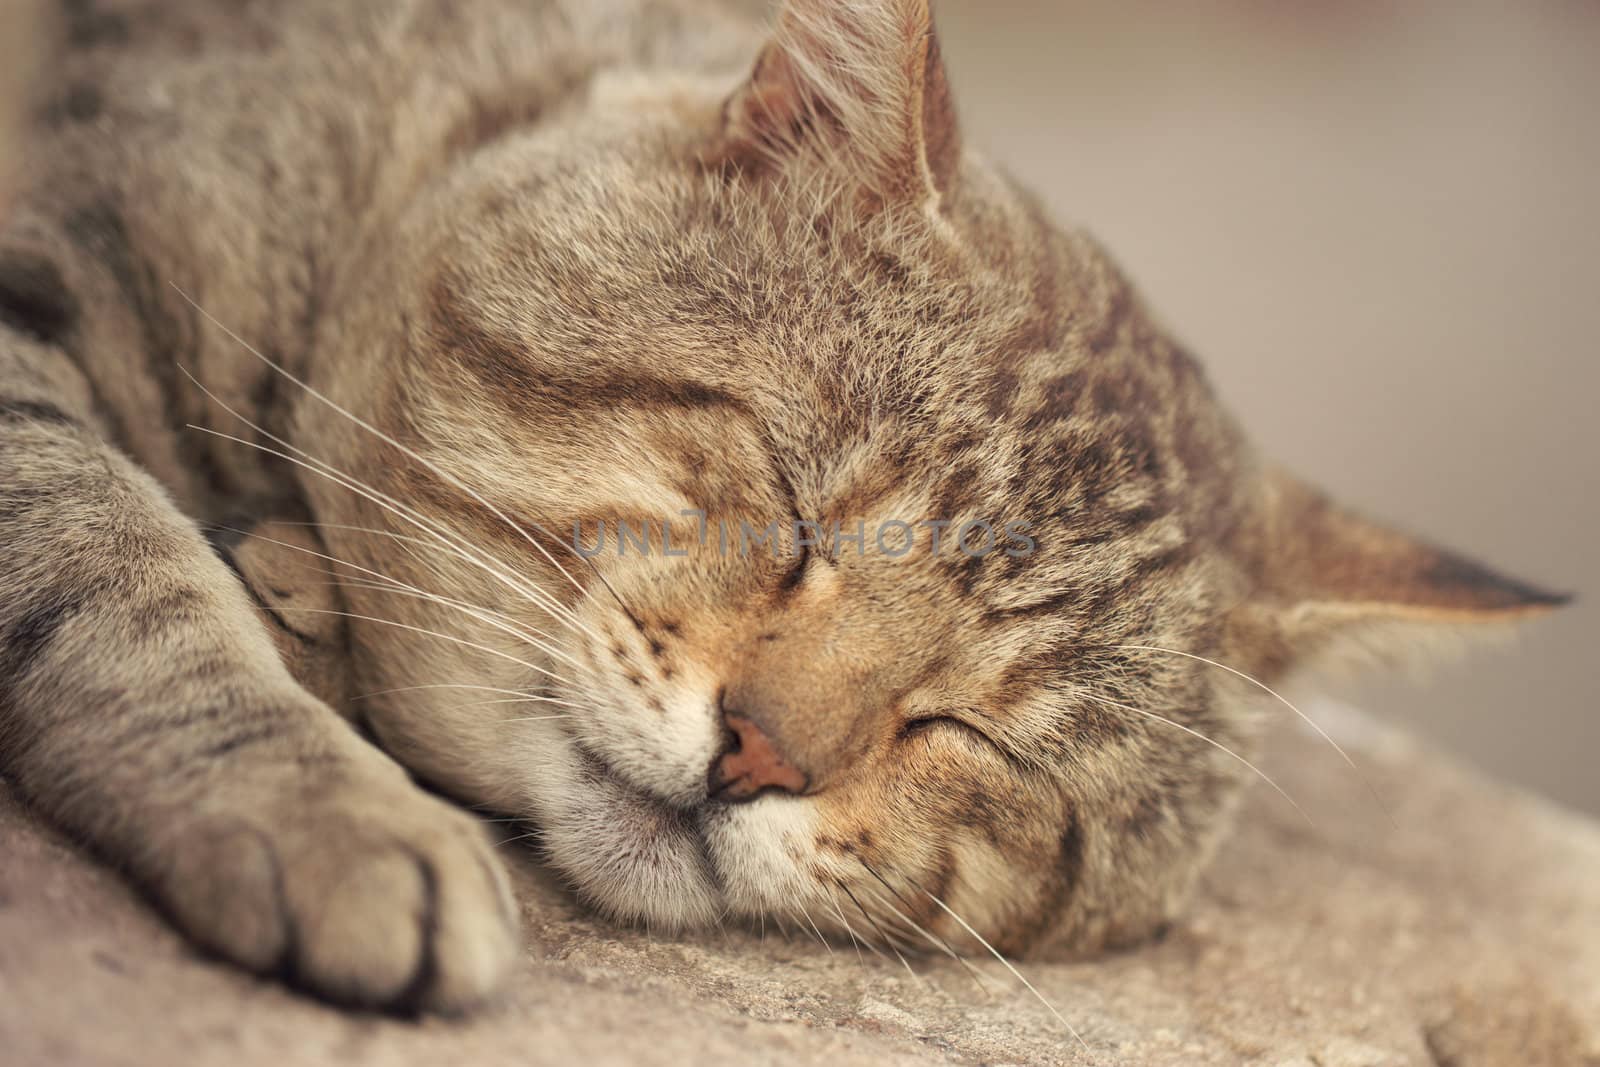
[269,607,582,691]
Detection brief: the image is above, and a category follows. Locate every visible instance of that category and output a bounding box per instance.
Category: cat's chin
[520,722,822,932]
[523,731,722,928]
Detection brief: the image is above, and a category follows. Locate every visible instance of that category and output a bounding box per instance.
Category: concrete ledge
[2,710,1597,1066]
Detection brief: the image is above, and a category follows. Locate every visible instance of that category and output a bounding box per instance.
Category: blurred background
[0,2,40,217]
[939,0,1598,812]
[0,1,1594,812]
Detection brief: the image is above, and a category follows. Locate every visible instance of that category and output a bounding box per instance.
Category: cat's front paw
[146,772,520,1011]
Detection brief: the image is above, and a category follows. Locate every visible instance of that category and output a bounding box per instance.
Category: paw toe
[146,790,519,1011]
[155,821,291,975]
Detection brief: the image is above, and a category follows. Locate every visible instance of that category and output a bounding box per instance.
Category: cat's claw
[143,771,519,1011]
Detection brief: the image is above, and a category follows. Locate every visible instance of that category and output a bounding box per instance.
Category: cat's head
[302,0,1564,955]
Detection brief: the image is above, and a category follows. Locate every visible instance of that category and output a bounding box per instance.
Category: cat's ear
[714,0,961,207]
[1237,468,1569,671]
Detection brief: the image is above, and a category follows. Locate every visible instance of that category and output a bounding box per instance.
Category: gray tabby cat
[0,0,1564,1011]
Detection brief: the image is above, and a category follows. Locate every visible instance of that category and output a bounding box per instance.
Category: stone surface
[2,709,1598,1066]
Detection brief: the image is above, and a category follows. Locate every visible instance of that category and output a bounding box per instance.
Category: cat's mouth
[572,740,702,826]
[522,725,725,927]
[570,738,726,877]
[522,714,818,930]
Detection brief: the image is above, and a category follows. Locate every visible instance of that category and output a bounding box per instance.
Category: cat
[0,0,1565,1012]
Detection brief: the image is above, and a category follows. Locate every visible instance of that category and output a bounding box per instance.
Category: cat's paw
[146,773,519,1011]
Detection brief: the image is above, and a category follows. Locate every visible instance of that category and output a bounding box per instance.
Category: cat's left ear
[1236,467,1570,673]
[713,0,961,208]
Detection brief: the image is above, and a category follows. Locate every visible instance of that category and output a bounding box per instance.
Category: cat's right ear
[1231,467,1570,677]
[710,0,961,209]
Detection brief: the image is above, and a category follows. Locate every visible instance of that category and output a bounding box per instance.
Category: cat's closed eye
[777,542,810,591]
[898,714,997,749]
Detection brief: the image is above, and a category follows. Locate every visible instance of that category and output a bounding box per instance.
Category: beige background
[939,0,1598,813]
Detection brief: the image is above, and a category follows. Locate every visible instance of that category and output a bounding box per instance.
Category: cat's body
[0,0,1562,1011]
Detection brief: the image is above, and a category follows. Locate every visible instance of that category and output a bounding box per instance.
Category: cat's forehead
[447,150,1251,556]
[534,180,1155,409]
[473,143,1147,391]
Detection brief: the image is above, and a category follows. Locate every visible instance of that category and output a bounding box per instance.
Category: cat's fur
[0,0,1564,1011]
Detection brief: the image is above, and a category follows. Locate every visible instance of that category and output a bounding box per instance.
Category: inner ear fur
[712,0,961,207]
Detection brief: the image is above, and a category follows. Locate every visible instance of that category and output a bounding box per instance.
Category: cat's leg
[0,327,519,1010]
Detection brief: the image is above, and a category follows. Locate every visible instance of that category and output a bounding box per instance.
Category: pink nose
[709,714,809,802]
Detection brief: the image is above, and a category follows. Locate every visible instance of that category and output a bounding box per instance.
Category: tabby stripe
[264,837,305,985]
[0,255,80,344]
[1012,807,1086,949]
[1057,808,1085,893]
[62,198,206,482]
[558,373,745,413]
[0,592,84,689]
[982,588,1077,624]
[0,398,79,427]
[430,280,747,417]
[194,722,285,761]
[64,3,130,49]
[100,704,231,750]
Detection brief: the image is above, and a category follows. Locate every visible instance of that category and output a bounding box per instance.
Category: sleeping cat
[0,0,1564,1012]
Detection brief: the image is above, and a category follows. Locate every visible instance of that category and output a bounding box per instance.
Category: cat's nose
[707,712,809,802]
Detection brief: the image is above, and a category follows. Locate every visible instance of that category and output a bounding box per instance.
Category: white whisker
[1116,643,1392,825]
[271,607,580,690]
[435,695,581,710]
[912,880,1090,1054]
[174,364,597,642]
[353,683,564,702]
[857,861,992,993]
[1079,691,1313,828]
[332,575,593,678]
[823,888,869,967]
[495,829,542,850]
[838,880,922,985]
[173,287,598,612]
[183,420,594,646]
[291,521,578,652]
[794,899,833,954]
[221,525,594,678]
